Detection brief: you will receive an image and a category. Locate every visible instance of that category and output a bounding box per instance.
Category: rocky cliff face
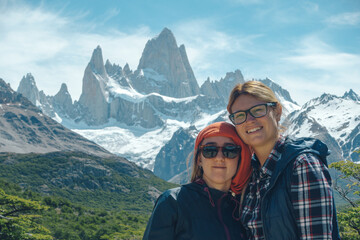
[135,28,200,98]
[154,126,197,181]
[17,73,40,106]
[78,46,109,125]
[0,78,112,157]
[200,70,245,104]
[260,78,296,104]
[53,83,76,119]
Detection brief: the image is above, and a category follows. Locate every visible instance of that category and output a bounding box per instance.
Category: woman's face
[198,136,239,192]
[231,94,281,151]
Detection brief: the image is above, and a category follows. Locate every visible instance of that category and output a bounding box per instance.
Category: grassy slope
[0,152,178,239]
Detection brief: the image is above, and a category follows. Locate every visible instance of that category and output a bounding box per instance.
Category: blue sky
[1,0,359,105]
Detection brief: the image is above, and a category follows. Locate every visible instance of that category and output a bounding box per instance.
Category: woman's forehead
[231,94,264,111]
[202,136,235,145]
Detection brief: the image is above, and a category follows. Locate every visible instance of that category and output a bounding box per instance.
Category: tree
[330,151,360,240]
[0,188,52,240]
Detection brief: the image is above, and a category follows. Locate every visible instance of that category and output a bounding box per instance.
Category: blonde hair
[227,80,282,113]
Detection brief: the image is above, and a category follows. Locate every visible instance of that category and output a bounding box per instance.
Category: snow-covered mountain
[14,27,358,184]
[284,91,360,162]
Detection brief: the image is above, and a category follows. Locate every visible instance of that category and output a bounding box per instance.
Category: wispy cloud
[0,1,151,100]
[284,36,360,71]
[173,19,262,81]
[278,35,360,104]
[325,11,360,26]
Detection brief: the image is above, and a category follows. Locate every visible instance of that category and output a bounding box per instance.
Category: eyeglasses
[229,102,277,125]
[198,145,241,159]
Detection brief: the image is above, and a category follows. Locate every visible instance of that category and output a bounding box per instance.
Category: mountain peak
[17,73,40,106]
[89,45,106,77]
[54,83,73,114]
[59,83,68,93]
[0,78,37,109]
[260,78,297,105]
[0,78,13,94]
[156,27,175,41]
[223,70,244,83]
[136,28,199,97]
[21,73,36,86]
[123,63,132,74]
[343,89,360,101]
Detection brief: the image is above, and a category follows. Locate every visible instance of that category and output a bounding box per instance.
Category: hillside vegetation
[0,151,177,239]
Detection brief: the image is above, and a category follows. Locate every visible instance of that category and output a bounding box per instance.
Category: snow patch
[73,119,190,170]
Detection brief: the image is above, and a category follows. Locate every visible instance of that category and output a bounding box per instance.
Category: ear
[274,104,282,122]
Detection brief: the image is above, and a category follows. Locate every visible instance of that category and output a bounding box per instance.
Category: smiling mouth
[246,127,262,134]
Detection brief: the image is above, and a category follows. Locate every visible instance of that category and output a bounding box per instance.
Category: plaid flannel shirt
[241,136,334,240]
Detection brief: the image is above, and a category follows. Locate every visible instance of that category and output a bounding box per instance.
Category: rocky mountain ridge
[284,90,360,162]
[17,28,298,130]
[12,27,359,184]
[1,78,111,156]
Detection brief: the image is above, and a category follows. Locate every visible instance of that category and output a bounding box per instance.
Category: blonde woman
[228,81,340,240]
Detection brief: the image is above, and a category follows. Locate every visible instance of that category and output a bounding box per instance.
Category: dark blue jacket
[261,137,340,239]
[143,180,246,240]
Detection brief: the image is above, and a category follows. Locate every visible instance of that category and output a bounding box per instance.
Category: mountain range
[12,27,360,185]
[0,78,176,212]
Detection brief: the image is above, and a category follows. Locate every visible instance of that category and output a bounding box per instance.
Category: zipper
[218,193,231,240]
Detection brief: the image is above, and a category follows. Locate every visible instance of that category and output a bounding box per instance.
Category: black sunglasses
[198,145,241,159]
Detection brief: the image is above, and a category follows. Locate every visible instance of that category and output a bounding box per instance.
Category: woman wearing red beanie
[143,121,251,240]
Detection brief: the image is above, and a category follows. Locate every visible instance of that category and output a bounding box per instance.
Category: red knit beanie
[194,121,252,194]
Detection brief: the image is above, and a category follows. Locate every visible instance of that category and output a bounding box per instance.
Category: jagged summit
[54,83,72,105]
[88,45,106,77]
[154,27,177,46]
[0,78,14,94]
[343,89,360,101]
[0,78,111,156]
[0,78,34,109]
[260,78,297,105]
[123,63,132,75]
[58,83,69,93]
[17,73,40,106]
[78,46,109,125]
[136,28,200,98]
[200,69,245,102]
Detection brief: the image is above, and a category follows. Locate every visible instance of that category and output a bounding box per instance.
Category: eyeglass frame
[198,145,241,159]
[229,102,277,125]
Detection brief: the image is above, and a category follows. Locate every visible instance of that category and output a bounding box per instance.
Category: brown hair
[227,80,282,114]
[190,151,202,182]
[188,121,252,194]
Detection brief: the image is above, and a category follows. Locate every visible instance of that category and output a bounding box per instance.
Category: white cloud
[172,19,262,82]
[0,2,152,100]
[284,36,360,71]
[325,12,360,26]
[277,36,360,104]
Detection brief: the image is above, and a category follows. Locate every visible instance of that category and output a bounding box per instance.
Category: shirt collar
[251,135,286,177]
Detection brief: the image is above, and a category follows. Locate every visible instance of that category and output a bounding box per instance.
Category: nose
[245,112,256,122]
[215,150,225,161]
